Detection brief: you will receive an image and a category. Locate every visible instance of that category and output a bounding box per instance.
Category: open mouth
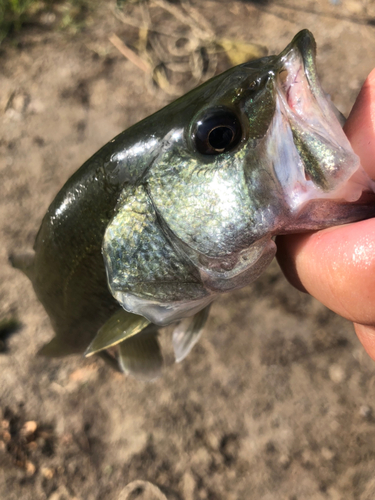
[275,33,339,146]
[278,54,312,118]
[270,30,373,207]
[279,67,303,112]
[276,40,331,143]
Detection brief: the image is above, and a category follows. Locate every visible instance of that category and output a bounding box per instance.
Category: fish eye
[193,109,242,155]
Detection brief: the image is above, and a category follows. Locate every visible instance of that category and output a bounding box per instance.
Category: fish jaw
[268,29,375,227]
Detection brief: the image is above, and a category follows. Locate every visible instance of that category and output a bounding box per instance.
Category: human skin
[277,69,375,361]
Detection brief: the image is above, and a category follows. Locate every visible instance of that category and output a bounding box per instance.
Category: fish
[11,29,375,380]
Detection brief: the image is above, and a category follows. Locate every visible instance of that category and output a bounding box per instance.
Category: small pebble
[21,421,37,437]
[12,93,29,113]
[2,431,11,443]
[41,467,54,479]
[329,364,345,383]
[25,460,36,476]
[1,420,10,430]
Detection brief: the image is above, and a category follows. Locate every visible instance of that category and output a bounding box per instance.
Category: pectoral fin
[172,305,211,362]
[85,308,150,357]
[119,328,163,381]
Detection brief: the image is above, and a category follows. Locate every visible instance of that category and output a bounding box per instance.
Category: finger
[277,69,375,323]
[277,217,375,325]
[344,68,375,178]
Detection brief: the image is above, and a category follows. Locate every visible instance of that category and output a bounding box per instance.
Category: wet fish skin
[12,30,375,376]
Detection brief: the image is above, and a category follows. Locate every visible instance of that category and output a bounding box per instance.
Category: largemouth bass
[12,30,375,379]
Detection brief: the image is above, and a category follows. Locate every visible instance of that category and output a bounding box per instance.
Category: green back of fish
[32,148,123,354]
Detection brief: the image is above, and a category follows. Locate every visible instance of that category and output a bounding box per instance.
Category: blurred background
[1,1,375,499]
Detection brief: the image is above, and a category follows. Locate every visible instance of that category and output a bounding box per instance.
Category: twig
[109,33,151,74]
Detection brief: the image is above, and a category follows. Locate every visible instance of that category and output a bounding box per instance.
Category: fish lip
[277,29,317,90]
[274,30,337,138]
[280,191,375,233]
[284,29,317,65]
[276,29,319,110]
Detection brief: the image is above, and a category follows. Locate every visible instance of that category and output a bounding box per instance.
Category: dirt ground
[1,1,375,499]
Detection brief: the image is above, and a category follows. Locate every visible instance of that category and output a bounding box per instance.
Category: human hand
[277,69,375,361]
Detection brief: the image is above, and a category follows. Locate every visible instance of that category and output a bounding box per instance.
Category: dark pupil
[208,126,234,151]
[194,110,242,155]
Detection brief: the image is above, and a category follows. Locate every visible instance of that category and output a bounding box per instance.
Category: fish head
[142,30,374,290]
[104,30,375,323]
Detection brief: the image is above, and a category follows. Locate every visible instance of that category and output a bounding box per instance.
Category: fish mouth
[276,30,340,144]
[267,30,375,220]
